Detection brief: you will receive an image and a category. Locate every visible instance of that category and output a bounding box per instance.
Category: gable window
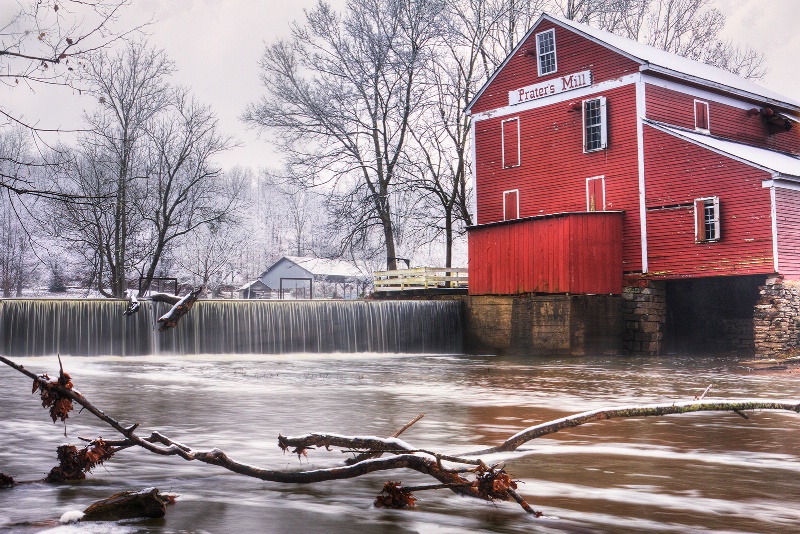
[536,29,557,76]
[583,96,608,152]
[503,189,519,220]
[695,100,709,131]
[502,117,520,168]
[694,196,720,242]
[586,176,605,211]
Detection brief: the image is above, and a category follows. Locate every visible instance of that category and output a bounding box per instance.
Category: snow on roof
[551,16,800,110]
[238,279,272,291]
[283,256,365,278]
[648,121,800,178]
[467,14,799,112]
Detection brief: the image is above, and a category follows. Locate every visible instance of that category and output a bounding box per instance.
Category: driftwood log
[155,287,203,331]
[82,488,174,521]
[2,355,800,517]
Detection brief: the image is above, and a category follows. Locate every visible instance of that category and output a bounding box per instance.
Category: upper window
[536,29,557,76]
[502,117,520,168]
[694,196,720,243]
[694,100,709,131]
[583,97,608,152]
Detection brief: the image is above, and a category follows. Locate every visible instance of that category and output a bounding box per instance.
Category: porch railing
[373,267,468,292]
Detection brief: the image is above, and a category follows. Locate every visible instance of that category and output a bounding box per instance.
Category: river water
[1,352,799,533]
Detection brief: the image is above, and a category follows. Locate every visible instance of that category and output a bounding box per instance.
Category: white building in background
[248,256,368,299]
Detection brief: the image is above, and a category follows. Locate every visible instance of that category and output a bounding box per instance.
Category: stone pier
[622,279,666,355]
[753,277,800,358]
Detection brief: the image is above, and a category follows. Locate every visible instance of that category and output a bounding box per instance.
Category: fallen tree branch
[466,400,800,455]
[157,288,203,331]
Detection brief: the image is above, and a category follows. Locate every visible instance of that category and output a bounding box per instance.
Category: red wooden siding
[467,212,623,295]
[775,187,800,278]
[469,21,641,114]
[646,84,800,155]
[474,84,642,271]
[643,127,775,277]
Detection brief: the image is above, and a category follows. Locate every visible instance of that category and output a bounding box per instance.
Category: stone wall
[754,278,800,358]
[463,294,623,356]
[622,279,666,355]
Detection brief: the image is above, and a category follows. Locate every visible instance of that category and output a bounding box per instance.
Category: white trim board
[762,179,800,192]
[636,78,649,273]
[472,74,638,122]
[770,185,779,273]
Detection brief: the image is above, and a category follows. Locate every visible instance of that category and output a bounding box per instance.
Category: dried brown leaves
[32,356,74,424]
[473,465,518,501]
[374,481,417,509]
[45,439,116,483]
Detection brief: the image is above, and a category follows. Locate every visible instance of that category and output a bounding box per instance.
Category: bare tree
[76,40,173,297]
[244,0,442,270]
[1,0,145,197]
[136,88,238,296]
[46,42,239,298]
[174,221,247,298]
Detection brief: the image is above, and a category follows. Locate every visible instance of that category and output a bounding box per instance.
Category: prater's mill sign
[509,70,592,106]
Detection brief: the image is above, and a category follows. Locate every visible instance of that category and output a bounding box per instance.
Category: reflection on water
[1,353,799,533]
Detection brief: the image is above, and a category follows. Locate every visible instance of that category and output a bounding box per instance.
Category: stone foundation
[463,294,623,356]
[622,279,666,355]
[754,277,800,358]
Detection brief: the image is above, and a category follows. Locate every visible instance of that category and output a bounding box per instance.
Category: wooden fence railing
[373,267,468,292]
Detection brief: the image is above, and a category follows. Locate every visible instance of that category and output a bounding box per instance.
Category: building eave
[641,65,800,113]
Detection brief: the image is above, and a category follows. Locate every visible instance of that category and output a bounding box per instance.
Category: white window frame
[694,99,710,132]
[503,189,520,221]
[694,196,720,243]
[586,175,606,211]
[535,28,557,77]
[582,96,608,153]
[501,117,520,168]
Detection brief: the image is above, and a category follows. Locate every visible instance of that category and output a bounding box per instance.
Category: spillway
[0,299,463,356]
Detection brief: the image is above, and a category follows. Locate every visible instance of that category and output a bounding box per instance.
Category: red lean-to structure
[464,14,800,355]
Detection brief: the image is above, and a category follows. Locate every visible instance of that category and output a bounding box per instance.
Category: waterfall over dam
[0,299,463,357]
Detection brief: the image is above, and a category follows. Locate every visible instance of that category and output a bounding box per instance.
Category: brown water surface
[1,353,799,533]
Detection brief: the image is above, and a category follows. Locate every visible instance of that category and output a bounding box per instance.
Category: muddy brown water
[1,353,799,533]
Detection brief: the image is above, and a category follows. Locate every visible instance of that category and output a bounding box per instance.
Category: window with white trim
[503,189,519,221]
[586,176,605,211]
[583,96,607,152]
[694,196,720,242]
[501,117,520,168]
[694,100,709,131]
[536,29,557,76]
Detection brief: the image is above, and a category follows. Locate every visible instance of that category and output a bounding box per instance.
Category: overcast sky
[3,0,799,172]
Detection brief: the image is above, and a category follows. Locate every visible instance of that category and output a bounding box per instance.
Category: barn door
[586,176,605,211]
[503,189,519,220]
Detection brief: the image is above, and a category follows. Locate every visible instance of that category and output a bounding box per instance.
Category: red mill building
[464,14,800,357]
